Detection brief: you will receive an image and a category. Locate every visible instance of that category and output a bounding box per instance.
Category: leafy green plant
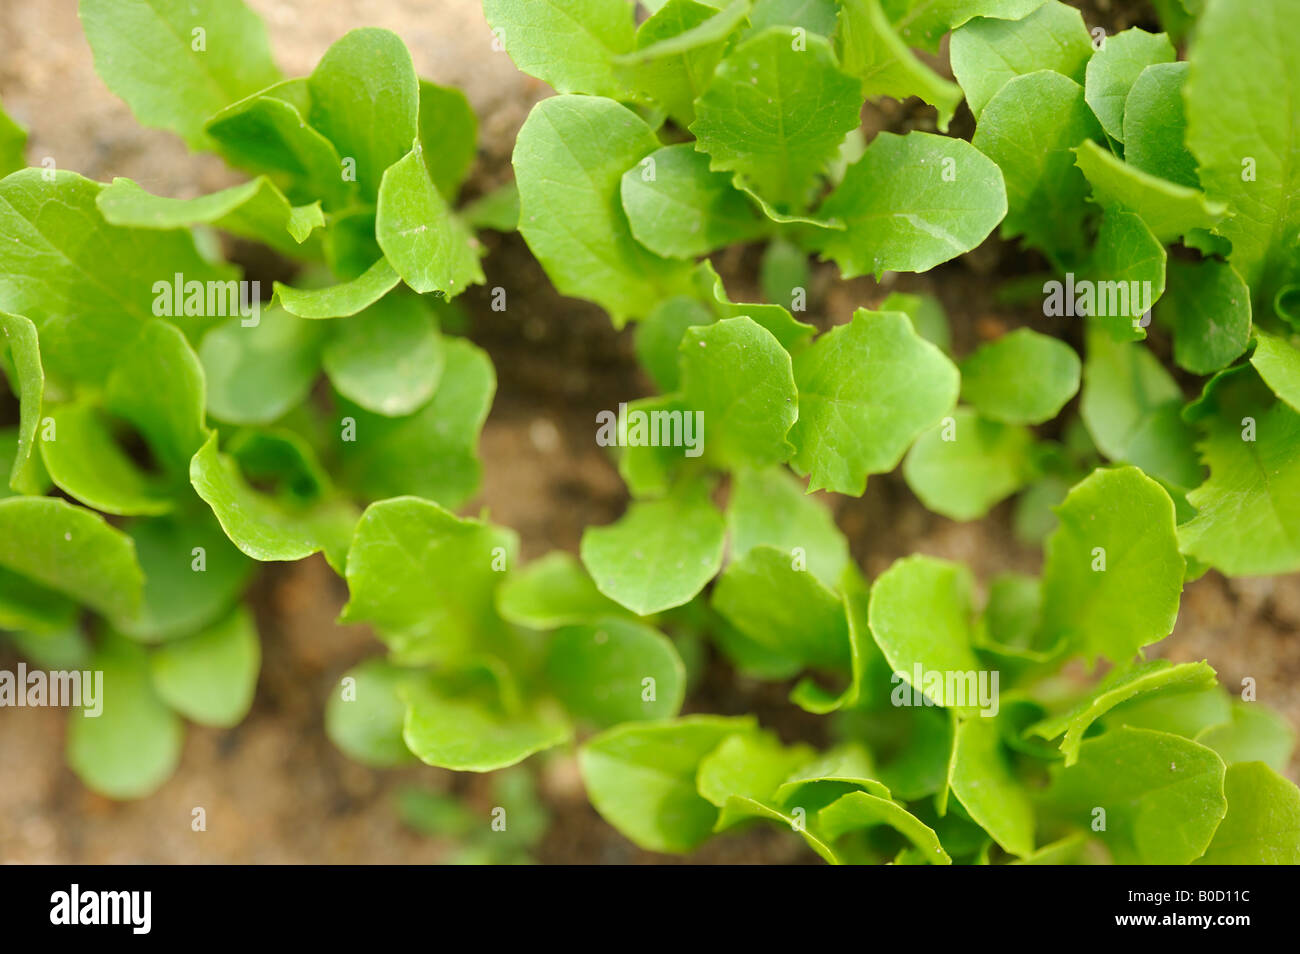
[0,0,504,797]
[0,0,1296,866]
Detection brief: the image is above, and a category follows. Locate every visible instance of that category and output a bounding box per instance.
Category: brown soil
[0,0,1295,865]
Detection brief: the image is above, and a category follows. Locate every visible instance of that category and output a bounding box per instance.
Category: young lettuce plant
[491,0,1011,325]
[0,0,504,798]
[944,0,1300,577]
[576,465,1298,864]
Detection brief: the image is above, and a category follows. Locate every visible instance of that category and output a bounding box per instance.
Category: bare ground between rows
[0,0,1296,865]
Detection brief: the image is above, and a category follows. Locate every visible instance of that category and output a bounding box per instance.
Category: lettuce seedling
[494,0,1010,323]
[0,0,505,797]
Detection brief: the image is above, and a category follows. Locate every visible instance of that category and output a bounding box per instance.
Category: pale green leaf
[1083,27,1174,142]
[1039,466,1185,664]
[789,308,959,495]
[903,409,1034,520]
[1045,726,1226,864]
[691,28,862,212]
[80,0,280,149]
[950,0,1093,120]
[150,605,259,727]
[513,94,694,325]
[815,131,1008,276]
[580,480,725,615]
[308,28,418,198]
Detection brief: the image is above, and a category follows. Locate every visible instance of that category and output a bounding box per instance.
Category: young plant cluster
[0,0,1297,864]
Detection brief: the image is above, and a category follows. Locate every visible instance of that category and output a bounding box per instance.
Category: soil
[0,0,1295,865]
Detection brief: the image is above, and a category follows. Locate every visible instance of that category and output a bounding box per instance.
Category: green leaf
[1083,28,1174,142]
[482,0,637,98]
[336,337,493,508]
[190,432,356,568]
[677,316,797,469]
[726,466,848,589]
[401,668,571,772]
[818,790,951,864]
[760,237,812,312]
[274,258,402,320]
[1158,258,1252,375]
[96,177,323,255]
[104,320,209,473]
[814,132,1008,277]
[1106,683,1232,739]
[693,260,816,349]
[972,70,1101,263]
[204,81,356,209]
[578,715,756,853]
[1080,330,1201,489]
[8,622,89,670]
[836,0,963,132]
[41,402,174,516]
[1029,659,1217,765]
[1196,702,1297,773]
[325,658,417,767]
[1073,140,1225,244]
[545,618,686,726]
[0,312,43,493]
[790,308,959,495]
[975,571,1053,659]
[67,634,184,799]
[1250,330,1300,414]
[0,97,27,176]
[713,545,851,670]
[750,0,839,35]
[867,555,983,713]
[880,291,951,354]
[462,182,520,232]
[950,0,1093,120]
[199,308,324,425]
[903,409,1034,521]
[948,717,1036,857]
[699,732,814,814]
[375,145,484,298]
[0,170,236,384]
[691,27,862,212]
[497,551,633,629]
[890,0,1050,45]
[0,496,143,620]
[417,80,477,200]
[1083,206,1167,345]
[1122,62,1198,188]
[341,496,517,664]
[308,28,418,198]
[1184,0,1300,304]
[1039,466,1185,665]
[621,144,768,259]
[636,296,715,392]
[961,328,1081,424]
[150,605,259,727]
[615,0,748,126]
[80,0,280,149]
[513,95,694,325]
[1197,762,1300,864]
[322,292,443,416]
[1044,726,1226,864]
[1179,368,1300,575]
[580,480,725,616]
[120,509,253,642]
